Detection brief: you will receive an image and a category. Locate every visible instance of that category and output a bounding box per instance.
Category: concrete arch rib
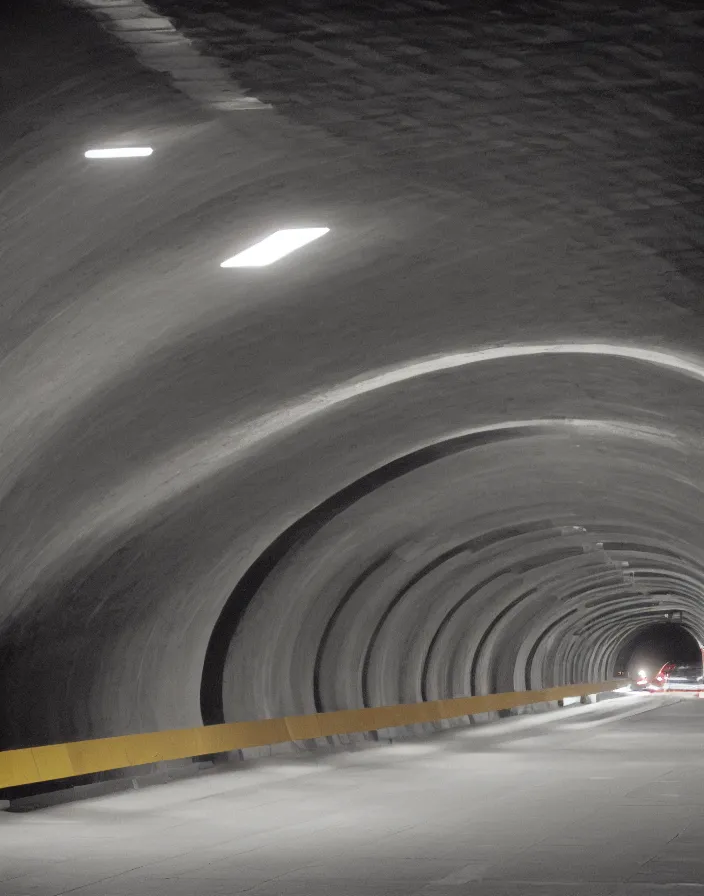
[9,343,702,608]
[360,521,567,706]
[218,430,583,722]
[210,425,533,723]
[215,418,662,723]
[521,553,704,687]
[218,422,704,729]
[6,340,704,748]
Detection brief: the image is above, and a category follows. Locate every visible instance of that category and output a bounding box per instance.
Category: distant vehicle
[630,668,652,692]
[642,663,704,696]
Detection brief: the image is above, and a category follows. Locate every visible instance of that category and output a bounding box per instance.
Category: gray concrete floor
[1,696,703,895]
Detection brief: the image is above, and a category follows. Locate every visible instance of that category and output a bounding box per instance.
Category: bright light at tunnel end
[84,147,154,159]
[220,228,330,268]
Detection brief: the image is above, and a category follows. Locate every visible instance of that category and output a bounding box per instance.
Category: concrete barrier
[0,680,621,794]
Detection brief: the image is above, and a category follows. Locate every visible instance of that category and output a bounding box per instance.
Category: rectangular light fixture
[84,147,153,159]
[220,228,330,268]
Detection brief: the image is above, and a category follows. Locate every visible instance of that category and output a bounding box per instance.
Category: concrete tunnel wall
[1,0,704,751]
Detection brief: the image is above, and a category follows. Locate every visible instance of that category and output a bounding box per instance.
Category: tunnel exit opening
[615,621,702,682]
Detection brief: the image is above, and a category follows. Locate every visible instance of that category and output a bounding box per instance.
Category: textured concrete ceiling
[1,0,703,750]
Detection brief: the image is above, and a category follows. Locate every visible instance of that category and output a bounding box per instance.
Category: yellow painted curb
[0,681,621,790]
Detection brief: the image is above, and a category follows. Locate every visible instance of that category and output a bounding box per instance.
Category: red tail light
[655,663,675,684]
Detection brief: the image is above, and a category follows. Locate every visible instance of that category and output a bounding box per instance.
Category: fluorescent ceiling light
[220,228,330,268]
[84,147,153,159]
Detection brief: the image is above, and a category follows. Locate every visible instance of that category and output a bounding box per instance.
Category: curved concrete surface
[2,696,704,895]
[1,1,704,749]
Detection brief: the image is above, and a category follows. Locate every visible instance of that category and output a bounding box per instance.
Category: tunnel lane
[1,694,703,895]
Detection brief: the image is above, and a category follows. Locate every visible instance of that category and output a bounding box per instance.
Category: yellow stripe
[0,681,620,790]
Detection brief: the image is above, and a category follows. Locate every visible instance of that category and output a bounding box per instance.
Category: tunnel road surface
[1,695,703,895]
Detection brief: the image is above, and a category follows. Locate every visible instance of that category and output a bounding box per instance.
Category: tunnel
[1,0,704,852]
[616,622,703,681]
[1,0,704,755]
[4,0,704,891]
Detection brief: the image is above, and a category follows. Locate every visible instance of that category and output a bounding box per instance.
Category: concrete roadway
[1,695,703,896]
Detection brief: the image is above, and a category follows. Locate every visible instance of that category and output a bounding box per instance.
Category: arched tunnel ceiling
[1,0,704,749]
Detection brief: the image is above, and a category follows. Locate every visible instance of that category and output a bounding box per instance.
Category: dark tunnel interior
[616,622,703,680]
